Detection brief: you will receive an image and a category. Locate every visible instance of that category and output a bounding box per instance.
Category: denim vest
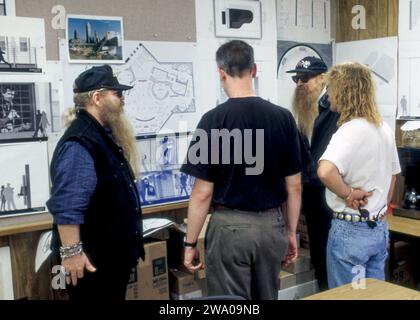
[50,109,144,267]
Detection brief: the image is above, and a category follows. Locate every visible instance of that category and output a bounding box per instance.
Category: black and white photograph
[137,173,158,204]
[0,16,46,73]
[0,83,53,142]
[0,142,49,218]
[67,15,124,63]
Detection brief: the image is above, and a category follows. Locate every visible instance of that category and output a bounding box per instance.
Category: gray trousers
[205,207,288,300]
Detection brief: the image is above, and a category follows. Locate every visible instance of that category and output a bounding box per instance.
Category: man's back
[182,96,301,211]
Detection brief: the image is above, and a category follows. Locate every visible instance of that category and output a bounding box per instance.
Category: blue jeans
[327,218,389,289]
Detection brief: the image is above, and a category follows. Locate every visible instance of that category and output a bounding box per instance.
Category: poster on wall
[399,0,420,41]
[60,40,199,136]
[335,37,398,130]
[213,0,262,39]
[277,41,332,111]
[0,82,55,142]
[136,133,194,208]
[0,246,14,300]
[0,16,46,73]
[276,0,331,44]
[67,15,125,64]
[0,142,49,218]
[399,41,420,118]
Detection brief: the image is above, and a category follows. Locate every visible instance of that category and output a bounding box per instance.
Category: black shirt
[181,96,302,211]
[304,93,340,186]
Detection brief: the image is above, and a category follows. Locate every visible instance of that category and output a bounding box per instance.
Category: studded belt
[333,212,386,223]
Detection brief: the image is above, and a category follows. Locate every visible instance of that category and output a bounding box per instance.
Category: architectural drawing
[335,38,398,109]
[400,0,420,41]
[276,0,330,44]
[115,44,195,136]
[0,142,49,218]
[399,42,420,117]
[214,0,262,39]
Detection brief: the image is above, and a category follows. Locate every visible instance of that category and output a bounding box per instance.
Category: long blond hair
[62,91,92,128]
[327,62,382,127]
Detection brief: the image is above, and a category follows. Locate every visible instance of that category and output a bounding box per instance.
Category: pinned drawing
[214,0,262,39]
[277,0,331,44]
[0,142,49,218]
[399,0,420,41]
[115,43,195,135]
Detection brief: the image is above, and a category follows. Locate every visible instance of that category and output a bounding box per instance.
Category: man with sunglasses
[286,56,339,291]
[47,65,144,300]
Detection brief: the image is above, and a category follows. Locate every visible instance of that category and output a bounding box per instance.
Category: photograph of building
[67,15,124,63]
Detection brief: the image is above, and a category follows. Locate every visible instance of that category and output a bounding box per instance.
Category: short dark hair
[216,40,254,77]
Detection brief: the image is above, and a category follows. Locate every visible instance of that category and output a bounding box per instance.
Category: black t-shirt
[181,96,302,211]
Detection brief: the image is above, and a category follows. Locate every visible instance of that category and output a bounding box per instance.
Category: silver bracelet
[59,241,83,259]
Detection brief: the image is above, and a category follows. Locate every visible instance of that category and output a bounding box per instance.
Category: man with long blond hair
[318,62,401,288]
[47,65,144,300]
[287,57,339,291]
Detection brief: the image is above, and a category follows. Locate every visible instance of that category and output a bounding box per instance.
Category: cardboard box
[296,269,316,285]
[277,280,319,300]
[169,215,210,279]
[279,271,296,290]
[199,278,208,297]
[169,269,203,300]
[126,240,169,300]
[282,248,312,274]
[391,259,416,288]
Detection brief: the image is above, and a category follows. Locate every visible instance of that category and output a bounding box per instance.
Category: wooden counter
[304,278,420,300]
[388,214,420,238]
[0,201,189,237]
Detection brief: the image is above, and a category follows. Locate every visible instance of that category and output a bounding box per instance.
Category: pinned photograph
[0,16,46,73]
[0,83,54,142]
[67,15,124,63]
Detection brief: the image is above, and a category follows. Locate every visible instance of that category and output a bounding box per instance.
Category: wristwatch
[183,236,197,248]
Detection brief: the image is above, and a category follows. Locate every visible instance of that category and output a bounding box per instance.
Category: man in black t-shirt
[287,57,339,291]
[181,40,302,300]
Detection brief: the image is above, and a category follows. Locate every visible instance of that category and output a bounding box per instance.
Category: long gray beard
[292,89,320,139]
[101,109,139,176]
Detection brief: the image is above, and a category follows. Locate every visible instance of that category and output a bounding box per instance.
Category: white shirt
[320,118,401,218]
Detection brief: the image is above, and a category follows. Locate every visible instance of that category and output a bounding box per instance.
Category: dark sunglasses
[292,74,315,84]
[115,90,123,98]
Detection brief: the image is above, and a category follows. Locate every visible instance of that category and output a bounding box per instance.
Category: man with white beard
[287,57,339,291]
[47,65,144,300]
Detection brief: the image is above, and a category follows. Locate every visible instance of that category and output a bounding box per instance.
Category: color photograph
[67,15,124,63]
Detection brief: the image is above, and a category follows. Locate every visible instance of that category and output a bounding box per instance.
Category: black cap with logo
[286,56,328,75]
[73,64,133,93]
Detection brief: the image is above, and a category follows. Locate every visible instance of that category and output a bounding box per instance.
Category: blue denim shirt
[47,141,97,225]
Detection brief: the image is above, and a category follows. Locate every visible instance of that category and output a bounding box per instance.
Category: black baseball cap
[286,56,328,75]
[73,65,133,93]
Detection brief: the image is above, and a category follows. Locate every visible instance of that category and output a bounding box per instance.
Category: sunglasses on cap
[292,74,316,84]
